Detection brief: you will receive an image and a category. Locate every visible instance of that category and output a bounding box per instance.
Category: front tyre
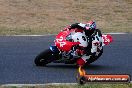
[34,49,55,66]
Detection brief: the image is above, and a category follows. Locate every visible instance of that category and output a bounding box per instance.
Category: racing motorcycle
[34,28,113,66]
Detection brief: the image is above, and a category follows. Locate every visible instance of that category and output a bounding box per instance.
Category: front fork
[50,45,76,64]
[49,45,62,61]
[50,45,60,53]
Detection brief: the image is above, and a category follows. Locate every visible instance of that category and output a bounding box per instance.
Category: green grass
[0,0,131,35]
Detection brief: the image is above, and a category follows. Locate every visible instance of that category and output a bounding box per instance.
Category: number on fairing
[56,36,66,47]
[103,35,110,43]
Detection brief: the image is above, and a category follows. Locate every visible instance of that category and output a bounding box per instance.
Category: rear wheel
[34,49,56,66]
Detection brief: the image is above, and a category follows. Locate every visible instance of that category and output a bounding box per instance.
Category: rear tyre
[34,49,55,66]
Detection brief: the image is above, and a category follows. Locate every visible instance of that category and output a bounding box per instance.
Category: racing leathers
[68,23,103,66]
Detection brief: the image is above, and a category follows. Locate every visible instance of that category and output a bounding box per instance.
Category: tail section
[102,34,113,46]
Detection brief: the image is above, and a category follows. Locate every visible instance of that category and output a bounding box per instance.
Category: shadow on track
[43,64,77,69]
[39,63,112,71]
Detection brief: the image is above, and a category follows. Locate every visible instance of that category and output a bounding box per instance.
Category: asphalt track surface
[0,34,132,84]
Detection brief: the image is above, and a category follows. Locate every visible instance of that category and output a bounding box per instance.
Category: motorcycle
[34,28,113,66]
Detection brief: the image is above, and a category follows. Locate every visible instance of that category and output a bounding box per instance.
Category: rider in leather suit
[67,21,103,66]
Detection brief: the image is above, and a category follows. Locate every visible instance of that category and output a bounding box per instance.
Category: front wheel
[34,49,56,66]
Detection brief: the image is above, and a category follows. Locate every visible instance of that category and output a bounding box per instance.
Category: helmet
[85,21,96,30]
[72,32,88,47]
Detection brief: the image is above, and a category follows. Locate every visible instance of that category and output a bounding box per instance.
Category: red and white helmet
[85,21,96,30]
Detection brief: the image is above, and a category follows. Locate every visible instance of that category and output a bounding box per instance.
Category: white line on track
[1,83,77,87]
[1,81,132,87]
[3,34,56,36]
[104,33,128,34]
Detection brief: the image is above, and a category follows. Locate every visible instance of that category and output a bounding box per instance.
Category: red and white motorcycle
[34,28,113,66]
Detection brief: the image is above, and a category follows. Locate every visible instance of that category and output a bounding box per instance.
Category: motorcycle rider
[64,21,103,66]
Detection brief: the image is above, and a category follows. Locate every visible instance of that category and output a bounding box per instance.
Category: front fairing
[55,30,80,52]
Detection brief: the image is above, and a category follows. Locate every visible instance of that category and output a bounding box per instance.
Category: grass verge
[1,83,132,88]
